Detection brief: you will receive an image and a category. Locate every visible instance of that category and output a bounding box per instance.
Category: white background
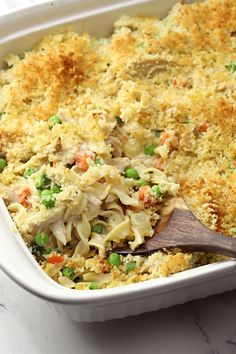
[1,1,236,353]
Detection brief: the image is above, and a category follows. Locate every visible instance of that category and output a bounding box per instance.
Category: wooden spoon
[115,198,236,257]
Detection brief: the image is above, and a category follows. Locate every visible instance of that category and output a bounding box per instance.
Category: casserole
[0,0,236,322]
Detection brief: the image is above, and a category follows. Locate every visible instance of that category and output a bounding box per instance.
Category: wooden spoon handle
[129,208,236,257]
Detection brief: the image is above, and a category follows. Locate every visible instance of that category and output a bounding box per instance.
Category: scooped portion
[0,0,235,289]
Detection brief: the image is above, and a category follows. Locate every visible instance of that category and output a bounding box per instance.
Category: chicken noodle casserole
[0,0,235,290]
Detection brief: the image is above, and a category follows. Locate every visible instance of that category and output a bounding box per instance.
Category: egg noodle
[0,0,235,289]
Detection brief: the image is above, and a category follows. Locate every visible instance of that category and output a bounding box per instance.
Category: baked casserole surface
[0,0,235,289]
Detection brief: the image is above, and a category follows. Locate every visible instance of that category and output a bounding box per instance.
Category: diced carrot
[75,150,95,171]
[47,255,64,264]
[139,186,150,200]
[18,188,31,208]
[160,131,170,144]
[198,122,208,133]
[156,158,165,171]
[21,199,29,208]
[138,185,154,205]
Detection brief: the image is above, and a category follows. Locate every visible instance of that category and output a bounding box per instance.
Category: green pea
[62,267,75,280]
[35,173,51,190]
[51,184,61,194]
[48,114,62,128]
[94,157,102,165]
[225,62,236,73]
[40,189,53,196]
[108,253,121,267]
[137,179,149,187]
[89,282,100,290]
[144,144,156,156]
[35,232,50,247]
[115,116,122,124]
[41,194,55,209]
[126,261,136,274]
[124,168,139,180]
[23,167,37,179]
[91,224,104,234]
[151,185,162,197]
[0,158,7,172]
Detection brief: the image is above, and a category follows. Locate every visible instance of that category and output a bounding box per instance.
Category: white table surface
[1,1,236,353]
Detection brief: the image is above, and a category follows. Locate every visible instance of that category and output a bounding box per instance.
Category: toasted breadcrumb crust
[0,0,235,289]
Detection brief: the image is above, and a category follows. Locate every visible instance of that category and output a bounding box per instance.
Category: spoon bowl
[115,198,236,257]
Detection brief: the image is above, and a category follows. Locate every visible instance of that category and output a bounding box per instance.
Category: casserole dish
[0,0,236,322]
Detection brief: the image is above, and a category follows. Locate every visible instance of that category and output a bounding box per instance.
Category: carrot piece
[75,150,95,171]
[160,131,170,144]
[21,199,29,208]
[139,186,149,200]
[139,186,154,206]
[138,186,153,205]
[18,188,31,208]
[156,158,165,171]
[47,255,64,264]
[198,122,208,133]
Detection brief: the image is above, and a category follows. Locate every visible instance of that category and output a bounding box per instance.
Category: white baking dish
[0,0,236,322]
